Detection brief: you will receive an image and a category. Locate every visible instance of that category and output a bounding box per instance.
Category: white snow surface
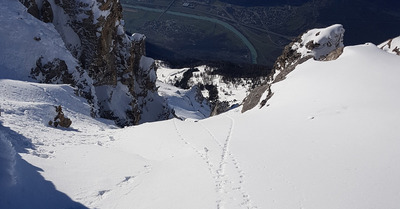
[1,42,400,209]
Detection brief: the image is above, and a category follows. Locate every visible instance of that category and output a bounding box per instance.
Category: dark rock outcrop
[241,84,270,113]
[210,101,230,116]
[48,106,72,128]
[322,47,344,61]
[51,0,124,86]
[31,57,74,84]
[19,0,40,19]
[41,0,53,23]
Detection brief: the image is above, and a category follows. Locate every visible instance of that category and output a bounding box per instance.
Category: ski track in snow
[173,117,256,209]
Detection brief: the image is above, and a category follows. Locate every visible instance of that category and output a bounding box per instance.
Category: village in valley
[121,0,312,32]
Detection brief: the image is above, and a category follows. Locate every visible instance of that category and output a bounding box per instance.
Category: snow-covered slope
[1,41,400,209]
[235,43,400,208]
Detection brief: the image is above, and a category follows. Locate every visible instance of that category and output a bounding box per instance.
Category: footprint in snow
[98,190,110,197]
[121,176,135,183]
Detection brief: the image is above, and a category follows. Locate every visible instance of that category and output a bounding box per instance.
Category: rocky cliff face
[20,0,172,126]
[242,24,345,112]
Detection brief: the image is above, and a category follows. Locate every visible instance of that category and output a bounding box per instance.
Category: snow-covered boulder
[273,24,345,83]
[292,24,345,60]
[379,36,400,56]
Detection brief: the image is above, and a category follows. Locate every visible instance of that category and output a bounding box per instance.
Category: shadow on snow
[0,122,88,209]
